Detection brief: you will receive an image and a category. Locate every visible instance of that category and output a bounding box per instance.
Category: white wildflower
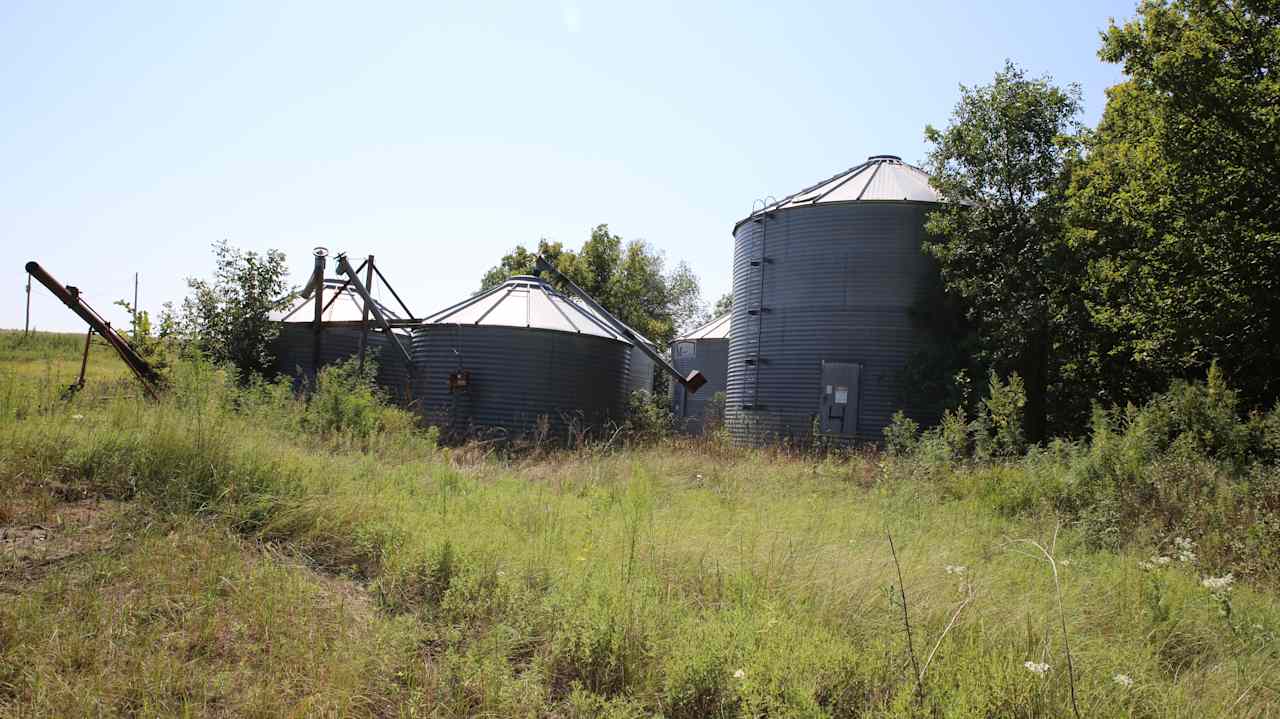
[1024,661,1050,675]
[945,564,966,575]
[1060,559,1071,567]
[1113,673,1134,688]
[71,414,84,421]
[1151,555,1172,566]
[733,669,746,680]
[1175,537,1197,564]
[1138,560,1154,571]
[1201,574,1235,592]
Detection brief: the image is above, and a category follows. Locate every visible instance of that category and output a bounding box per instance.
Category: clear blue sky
[2,0,1132,332]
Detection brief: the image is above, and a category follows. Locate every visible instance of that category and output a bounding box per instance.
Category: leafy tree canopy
[924,61,1085,439]
[176,240,292,378]
[1068,0,1280,408]
[480,224,703,346]
[712,292,733,318]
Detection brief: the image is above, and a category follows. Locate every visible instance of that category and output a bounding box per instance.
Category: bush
[984,371,1026,456]
[883,411,920,456]
[702,391,726,436]
[626,390,674,442]
[304,359,414,439]
[939,407,970,459]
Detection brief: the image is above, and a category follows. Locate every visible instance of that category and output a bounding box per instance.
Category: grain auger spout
[24,261,164,399]
[533,254,707,395]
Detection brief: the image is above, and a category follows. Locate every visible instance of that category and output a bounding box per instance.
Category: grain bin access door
[818,361,861,435]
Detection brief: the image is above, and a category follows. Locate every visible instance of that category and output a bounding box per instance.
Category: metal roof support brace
[335,253,413,367]
[534,254,707,394]
[371,262,415,320]
[310,248,327,381]
[357,255,374,374]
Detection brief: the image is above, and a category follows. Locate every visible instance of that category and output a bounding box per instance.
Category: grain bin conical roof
[270,279,403,324]
[735,155,939,231]
[422,275,633,344]
[675,313,730,341]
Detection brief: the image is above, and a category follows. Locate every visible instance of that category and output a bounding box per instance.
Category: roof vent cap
[868,154,902,162]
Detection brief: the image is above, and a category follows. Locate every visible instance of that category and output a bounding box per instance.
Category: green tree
[479,239,578,292]
[1068,0,1280,409]
[177,240,291,379]
[480,224,703,346]
[575,224,623,299]
[712,292,733,317]
[924,61,1085,441]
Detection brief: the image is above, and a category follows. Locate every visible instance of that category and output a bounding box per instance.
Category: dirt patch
[0,498,125,590]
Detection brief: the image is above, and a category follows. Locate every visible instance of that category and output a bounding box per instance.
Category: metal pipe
[75,328,93,389]
[317,257,367,317]
[533,255,707,394]
[310,248,327,380]
[357,254,374,373]
[24,271,32,336]
[24,261,162,399]
[335,254,413,366]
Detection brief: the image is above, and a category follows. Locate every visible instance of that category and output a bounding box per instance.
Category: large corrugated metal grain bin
[626,344,657,398]
[269,279,412,402]
[670,314,729,434]
[412,275,633,441]
[725,155,945,445]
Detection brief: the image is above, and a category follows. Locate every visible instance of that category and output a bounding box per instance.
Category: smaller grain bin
[269,279,412,402]
[412,275,633,441]
[670,314,730,434]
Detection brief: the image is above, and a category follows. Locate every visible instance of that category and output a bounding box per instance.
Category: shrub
[939,407,970,460]
[303,359,412,439]
[112,299,174,379]
[702,391,727,436]
[883,411,920,456]
[984,371,1026,456]
[1131,363,1258,468]
[626,390,674,443]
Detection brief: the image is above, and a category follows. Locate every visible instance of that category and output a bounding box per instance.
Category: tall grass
[1,346,1279,716]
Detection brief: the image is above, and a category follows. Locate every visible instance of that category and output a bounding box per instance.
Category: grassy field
[1,331,1278,717]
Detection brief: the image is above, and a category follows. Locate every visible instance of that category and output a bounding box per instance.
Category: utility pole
[132,272,139,331]
[24,271,32,336]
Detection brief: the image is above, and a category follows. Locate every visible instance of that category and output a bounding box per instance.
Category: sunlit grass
[0,341,1277,716]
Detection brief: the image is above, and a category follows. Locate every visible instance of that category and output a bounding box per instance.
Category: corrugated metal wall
[411,324,631,441]
[725,201,942,445]
[626,346,656,398]
[271,324,413,403]
[670,337,728,434]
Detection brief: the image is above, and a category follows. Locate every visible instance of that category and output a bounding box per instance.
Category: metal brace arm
[334,253,414,367]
